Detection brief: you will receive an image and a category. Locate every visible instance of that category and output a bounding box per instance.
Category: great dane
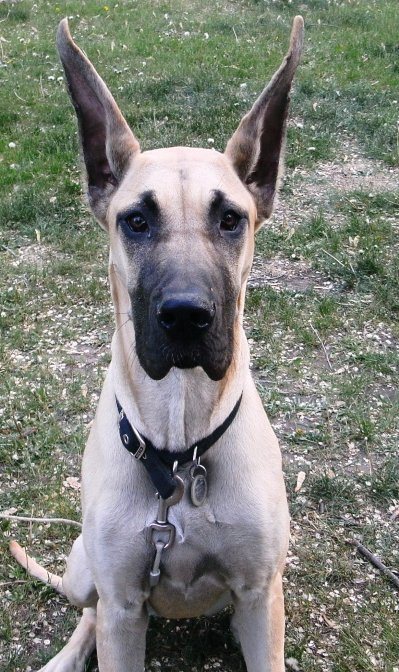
[11,16,303,672]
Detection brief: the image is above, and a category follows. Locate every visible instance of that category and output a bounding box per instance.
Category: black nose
[157,296,215,339]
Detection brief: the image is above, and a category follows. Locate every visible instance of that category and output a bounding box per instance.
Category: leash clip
[148,475,184,586]
[149,540,166,587]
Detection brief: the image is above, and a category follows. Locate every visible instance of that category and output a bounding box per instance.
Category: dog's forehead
[112,146,256,217]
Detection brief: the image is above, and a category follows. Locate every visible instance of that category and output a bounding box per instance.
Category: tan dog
[11,16,303,672]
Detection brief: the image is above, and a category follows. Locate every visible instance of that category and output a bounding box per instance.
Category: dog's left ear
[225,16,304,227]
[57,19,140,226]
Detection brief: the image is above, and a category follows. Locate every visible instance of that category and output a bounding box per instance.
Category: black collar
[116,394,242,500]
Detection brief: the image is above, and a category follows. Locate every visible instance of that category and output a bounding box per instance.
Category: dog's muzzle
[132,263,237,381]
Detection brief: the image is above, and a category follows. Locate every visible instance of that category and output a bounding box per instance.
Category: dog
[11,15,303,672]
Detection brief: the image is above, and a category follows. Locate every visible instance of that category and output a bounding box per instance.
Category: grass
[1,0,399,671]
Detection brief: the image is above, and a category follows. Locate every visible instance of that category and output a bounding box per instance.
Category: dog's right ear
[57,19,140,227]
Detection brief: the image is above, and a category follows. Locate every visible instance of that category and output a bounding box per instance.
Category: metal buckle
[148,521,176,549]
[131,425,146,459]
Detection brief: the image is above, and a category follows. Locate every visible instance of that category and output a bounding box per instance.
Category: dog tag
[189,463,208,507]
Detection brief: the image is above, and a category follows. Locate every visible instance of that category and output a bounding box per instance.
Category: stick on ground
[347,538,399,591]
[0,513,82,528]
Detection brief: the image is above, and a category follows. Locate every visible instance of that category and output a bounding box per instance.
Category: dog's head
[57,18,303,381]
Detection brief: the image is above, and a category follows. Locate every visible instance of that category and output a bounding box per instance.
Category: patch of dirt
[251,138,398,293]
[273,138,399,229]
[249,255,339,293]
[10,243,67,269]
[293,138,399,196]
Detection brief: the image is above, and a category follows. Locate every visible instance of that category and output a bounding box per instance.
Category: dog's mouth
[160,345,202,371]
[135,337,233,381]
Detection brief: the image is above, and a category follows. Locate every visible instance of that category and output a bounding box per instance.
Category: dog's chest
[146,494,264,619]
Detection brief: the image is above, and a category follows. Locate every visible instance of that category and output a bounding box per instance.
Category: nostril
[159,310,176,330]
[189,306,214,330]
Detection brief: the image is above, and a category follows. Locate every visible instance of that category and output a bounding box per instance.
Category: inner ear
[57,19,140,225]
[64,63,118,192]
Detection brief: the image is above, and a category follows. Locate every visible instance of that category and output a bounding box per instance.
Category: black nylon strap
[116,394,242,499]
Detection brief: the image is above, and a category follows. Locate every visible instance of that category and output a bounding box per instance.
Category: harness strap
[116,393,242,499]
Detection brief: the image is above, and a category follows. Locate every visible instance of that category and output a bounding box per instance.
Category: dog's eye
[220,210,240,232]
[124,212,148,233]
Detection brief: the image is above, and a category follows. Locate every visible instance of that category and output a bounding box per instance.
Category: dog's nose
[157,296,215,338]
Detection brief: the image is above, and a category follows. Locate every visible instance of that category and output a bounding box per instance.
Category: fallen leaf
[323,614,339,630]
[63,476,80,490]
[295,471,306,492]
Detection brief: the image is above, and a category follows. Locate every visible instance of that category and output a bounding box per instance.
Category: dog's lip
[148,362,227,382]
[134,337,230,380]
[157,346,203,371]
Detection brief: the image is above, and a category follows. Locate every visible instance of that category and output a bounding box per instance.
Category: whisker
[127,343,139,370]
[115,317,131,335]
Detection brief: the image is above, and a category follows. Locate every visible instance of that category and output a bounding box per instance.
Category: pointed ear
[225,16,304,226]
[57,19,140,225]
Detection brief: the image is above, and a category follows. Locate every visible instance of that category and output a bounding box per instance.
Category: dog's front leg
[96,597,148,672]
[231,572,285,672]
[38,607,97,672]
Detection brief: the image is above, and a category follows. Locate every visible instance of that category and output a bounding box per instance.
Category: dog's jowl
[11,15,304,672]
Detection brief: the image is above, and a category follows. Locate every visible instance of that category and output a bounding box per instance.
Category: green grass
[256,189,399,314]
[1,1,399,671]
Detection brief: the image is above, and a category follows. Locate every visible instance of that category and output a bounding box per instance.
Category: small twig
[342,195,364,210]
[1,244,18,256]
[321,248,346,268]
[309,322,333,371]
[14,90,27,103]
[347,258,355,274]
[347,538,399,591]
[39,74,45,97]
[232,26,239,43]
[301,523,399,592]
[321,248,355,274]
[0,514,82,529]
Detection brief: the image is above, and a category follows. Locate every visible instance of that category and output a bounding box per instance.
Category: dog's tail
[9,540,65,595]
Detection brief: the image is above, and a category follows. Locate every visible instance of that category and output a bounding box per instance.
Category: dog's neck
[109,262,248,451]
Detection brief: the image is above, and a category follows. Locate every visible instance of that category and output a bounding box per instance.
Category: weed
[364,459,399,502]
[309,473,355,508]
